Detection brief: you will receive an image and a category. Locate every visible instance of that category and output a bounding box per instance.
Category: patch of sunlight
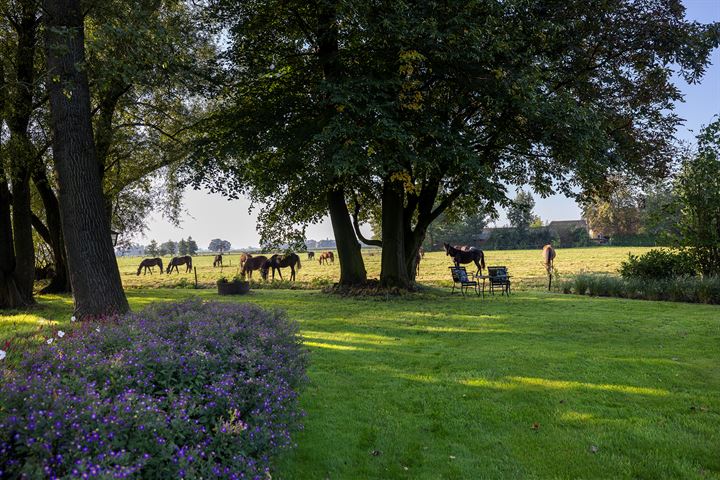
[0,314,58,327]
[397,373,440,384]
[461,376,669,396]
[560,411,594,422]
[509,376,669,396]
[461,378,518,390]
[301,330,395,345]
[303,341,368,351]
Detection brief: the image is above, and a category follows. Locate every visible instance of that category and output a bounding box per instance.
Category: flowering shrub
[0,299,307,479]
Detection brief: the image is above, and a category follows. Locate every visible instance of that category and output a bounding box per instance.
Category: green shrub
[619,249,697,280]
[560,274,720,304]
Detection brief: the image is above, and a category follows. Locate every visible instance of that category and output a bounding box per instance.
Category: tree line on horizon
[1,0,719,317]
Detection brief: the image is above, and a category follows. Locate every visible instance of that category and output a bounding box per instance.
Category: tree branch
[352,195,382,247]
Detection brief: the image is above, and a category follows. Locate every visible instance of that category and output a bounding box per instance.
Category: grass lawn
[2,287,718,479]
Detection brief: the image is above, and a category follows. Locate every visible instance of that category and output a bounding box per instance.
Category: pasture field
[117,246,655,290]
[1,284,718,478]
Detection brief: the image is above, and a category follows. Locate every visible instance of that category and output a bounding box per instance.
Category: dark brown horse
[415,250,422,276]
[262,253,302,281]
[444,242,485,274]
[213,254,223,268]
[241,255,268,279]
[307,251,315,260]
[318,251,334,265]
[166,255,192,273]
[137,257,163,275]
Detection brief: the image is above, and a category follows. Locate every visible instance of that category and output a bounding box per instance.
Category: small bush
[560,274,720,304]
[0,299,307,479]
[619,249,697,280]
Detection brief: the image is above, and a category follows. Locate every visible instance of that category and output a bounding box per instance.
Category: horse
[307,251,315,260]
[444,242,485,274]
[415,250,422,276]
[213,254,223,268]
[239,253,252,271]
[262,253,302,281]
[166,255,192,274]
[418,247,425,258]
[137,257,163,275]
[318,251,334,265]
[241,255,268,280]
[543,244,556,290]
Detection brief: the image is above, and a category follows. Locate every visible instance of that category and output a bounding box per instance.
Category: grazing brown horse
[318,251,334,265]
[444,242,485,274]
[307,251,315,260]
[166,255,192,273]
[262,253,302,281]
[239,253,252,271]
[418,247,425,258]
[241,255,268,279]
[543,244,556,290]
[415,250,422,276]
[213,254,223,268]
[137,257,163,275]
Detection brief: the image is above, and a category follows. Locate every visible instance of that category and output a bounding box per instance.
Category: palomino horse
[543,244,556,290]
[318,251,334,265]
[239,253,252,271]
[167,255,193,273]
[307,251,315,260]
[241,255,268,279]
[137,257,163,275]
[262,253,302,281]
[213,255,223,268]
[444,243,485,274]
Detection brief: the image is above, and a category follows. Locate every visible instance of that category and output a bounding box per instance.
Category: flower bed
[0,299,307,479]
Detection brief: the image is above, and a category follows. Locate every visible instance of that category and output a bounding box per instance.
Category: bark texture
[44,0,128,317]
[327,188,367,285]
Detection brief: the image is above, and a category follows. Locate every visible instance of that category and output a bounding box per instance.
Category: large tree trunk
[44,0,129,318]
[327,188,367,285]
[0,164,30,308]
[32,168,71,293]
[380,178,412,289]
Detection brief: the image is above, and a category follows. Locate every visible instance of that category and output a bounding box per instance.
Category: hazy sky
[139,0,720,250]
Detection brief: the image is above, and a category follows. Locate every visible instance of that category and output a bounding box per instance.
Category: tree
[191,0,719,289]
[0,0,40,307]
[159,240,177,256]
[507,191,538,237]
[44,0,128,317]
[186,236,198,255]
[423,210,490,250]
[581,179,643,238]
[177,238,188,255]
[208,239,231,253]
[672,119,720,276]
[146,240,159,257]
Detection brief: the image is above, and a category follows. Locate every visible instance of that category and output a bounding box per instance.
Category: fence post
[194,267,198,289]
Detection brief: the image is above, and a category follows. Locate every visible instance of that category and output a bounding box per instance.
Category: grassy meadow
[3,245,718,479]
[116,246,655,290]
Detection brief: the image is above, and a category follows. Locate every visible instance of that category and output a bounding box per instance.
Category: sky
[138,0,720,250]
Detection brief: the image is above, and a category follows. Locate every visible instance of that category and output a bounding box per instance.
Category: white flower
[58,331,65,338]
[0,350,6,360]
[95,327,100,333]
[47,338,54,345]
[70,315,76,322]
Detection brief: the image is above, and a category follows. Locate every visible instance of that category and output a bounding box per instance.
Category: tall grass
[561,274,720,304]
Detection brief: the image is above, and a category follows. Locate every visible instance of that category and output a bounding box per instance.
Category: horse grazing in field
[543,244,556,290]
[262,253,302,281]
[307,251,315,260]
[415,250,422,276]
[137,257,163,275]
[241,255,268,280]
[318,251,334,265]
[213,255,223,268]
[418,247,425,258]
[166,255,192,274]
[444,242,485,274]
[239,253,252,271]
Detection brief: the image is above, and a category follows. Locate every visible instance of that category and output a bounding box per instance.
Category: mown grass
[2,287,718,479]
[115,246,654,290]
